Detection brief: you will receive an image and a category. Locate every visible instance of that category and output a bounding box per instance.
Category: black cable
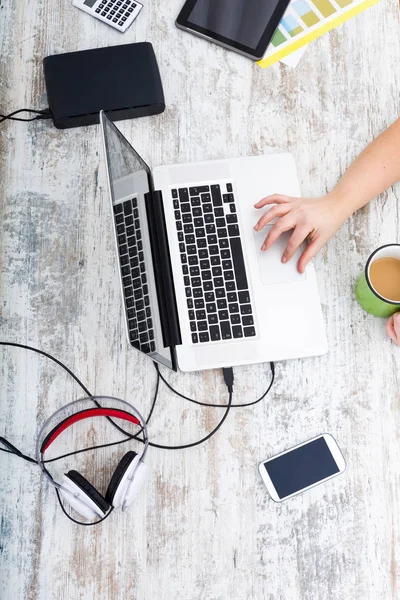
[0,108,52,124]
[154,361,275,408]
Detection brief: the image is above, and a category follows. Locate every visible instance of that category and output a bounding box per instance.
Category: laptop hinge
[144,190,182,354]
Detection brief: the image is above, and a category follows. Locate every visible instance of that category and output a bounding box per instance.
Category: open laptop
[100,111,327,372]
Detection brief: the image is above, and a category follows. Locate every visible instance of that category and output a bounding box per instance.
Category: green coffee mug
[355,244,400,318]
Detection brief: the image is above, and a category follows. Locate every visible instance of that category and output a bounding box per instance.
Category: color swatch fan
[258,0,380,67]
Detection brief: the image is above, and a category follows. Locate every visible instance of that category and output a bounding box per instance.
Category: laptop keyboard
[113,198,155,354]
[172,182,256,344]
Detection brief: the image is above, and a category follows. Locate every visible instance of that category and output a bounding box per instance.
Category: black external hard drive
[43,42,165,129]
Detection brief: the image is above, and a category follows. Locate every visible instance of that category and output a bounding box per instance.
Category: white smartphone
[258,434,346,502]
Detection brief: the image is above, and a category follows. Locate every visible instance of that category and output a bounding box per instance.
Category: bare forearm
[329,118,400,217]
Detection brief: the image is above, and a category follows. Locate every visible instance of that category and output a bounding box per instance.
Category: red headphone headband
[41,408,140,452]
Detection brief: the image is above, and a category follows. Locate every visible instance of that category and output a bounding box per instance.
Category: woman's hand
[386,313,400,346]
[253,193,350,273]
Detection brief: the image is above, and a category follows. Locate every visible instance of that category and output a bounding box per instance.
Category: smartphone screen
[261,436,342,500]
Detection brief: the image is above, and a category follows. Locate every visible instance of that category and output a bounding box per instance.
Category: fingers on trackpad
[253,228,305,285]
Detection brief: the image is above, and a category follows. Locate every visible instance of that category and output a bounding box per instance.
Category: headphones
[35,397,149,522]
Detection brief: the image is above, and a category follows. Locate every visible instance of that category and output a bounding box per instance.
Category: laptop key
[195,228,205,237]
[209,326,221,341]
[215,208,224,218]
[211,255,220,266]
[183,214,192,223]
[226,214,238,224]
[119,244,128,256]
[242,315,254,326]
[194,299,204,309]
[190,266,200,276]
[172,189,178,198]
[241,304,252,315]
[120,254,129,266]
[230,204,236,213]
[229,303,239,313]
[211,185,222,207]
[244,327,256,337]
[232,326,243,338]
[226,183,233,192]
[206,303,217,313]
[114,204,123,214]
[215,288,225,298]
[203,281,213,291]
[208,314,218,325]
[231,314,241,324]
[184,224,194,233]
[188,256,198,265]
[192,207,202,217]
[190,322,196,332]
[238,291,250,304]
[229,237,248,290]
[205,292,215,302]
[199,332,210,343]
[227,292,237,303]
[220,321,232,340]
[190,186,209,195]
[196,310,206,320]
[192,333,198,344]
[219,310,229,321]
[181,203,191,213]
[178,188,189,203]
[123,200,132,215]
[200,260,210,270]
[198,321,208,331]
[216,218,225,228]
[193,288,203,298]
[226,281,235,291]
[228,224,240,237]
[217,299,227,309]
[194,218,204,228]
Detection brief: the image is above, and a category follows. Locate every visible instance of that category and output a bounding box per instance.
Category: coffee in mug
[355,244,400,317]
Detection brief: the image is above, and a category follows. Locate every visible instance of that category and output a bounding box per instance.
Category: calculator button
[112,16,118,21]
[122,3,128,7]
[116,1,122,4]
[95,7,100,11]
[128,6,133,11]
[99,3,104,7]
[132,1,136,5]
[118,20,124,25]
[104,7,110,11]
[122,15,127,20]
[101,11,106,15]
[110,8,115,13]
[106,14,111,18]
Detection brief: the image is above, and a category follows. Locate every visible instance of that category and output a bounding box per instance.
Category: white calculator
[73,0,143,32]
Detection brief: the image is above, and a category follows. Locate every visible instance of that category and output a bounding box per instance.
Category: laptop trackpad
[253,228,305,285]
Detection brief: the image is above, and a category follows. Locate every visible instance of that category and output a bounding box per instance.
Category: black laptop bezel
[100,111,180,371]
[176,0,291,61]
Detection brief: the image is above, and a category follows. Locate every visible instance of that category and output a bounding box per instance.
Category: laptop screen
[101,112,175,369]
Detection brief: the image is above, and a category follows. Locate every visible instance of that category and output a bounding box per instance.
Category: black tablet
[176,0,291,61]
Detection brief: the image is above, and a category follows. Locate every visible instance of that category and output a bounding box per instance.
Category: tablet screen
[187,0,279,49]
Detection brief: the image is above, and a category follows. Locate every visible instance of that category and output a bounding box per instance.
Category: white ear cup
[112,457,147,509]
[59,475,105,520]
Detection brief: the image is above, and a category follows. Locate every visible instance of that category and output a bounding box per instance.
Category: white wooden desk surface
[1,1,400,598]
